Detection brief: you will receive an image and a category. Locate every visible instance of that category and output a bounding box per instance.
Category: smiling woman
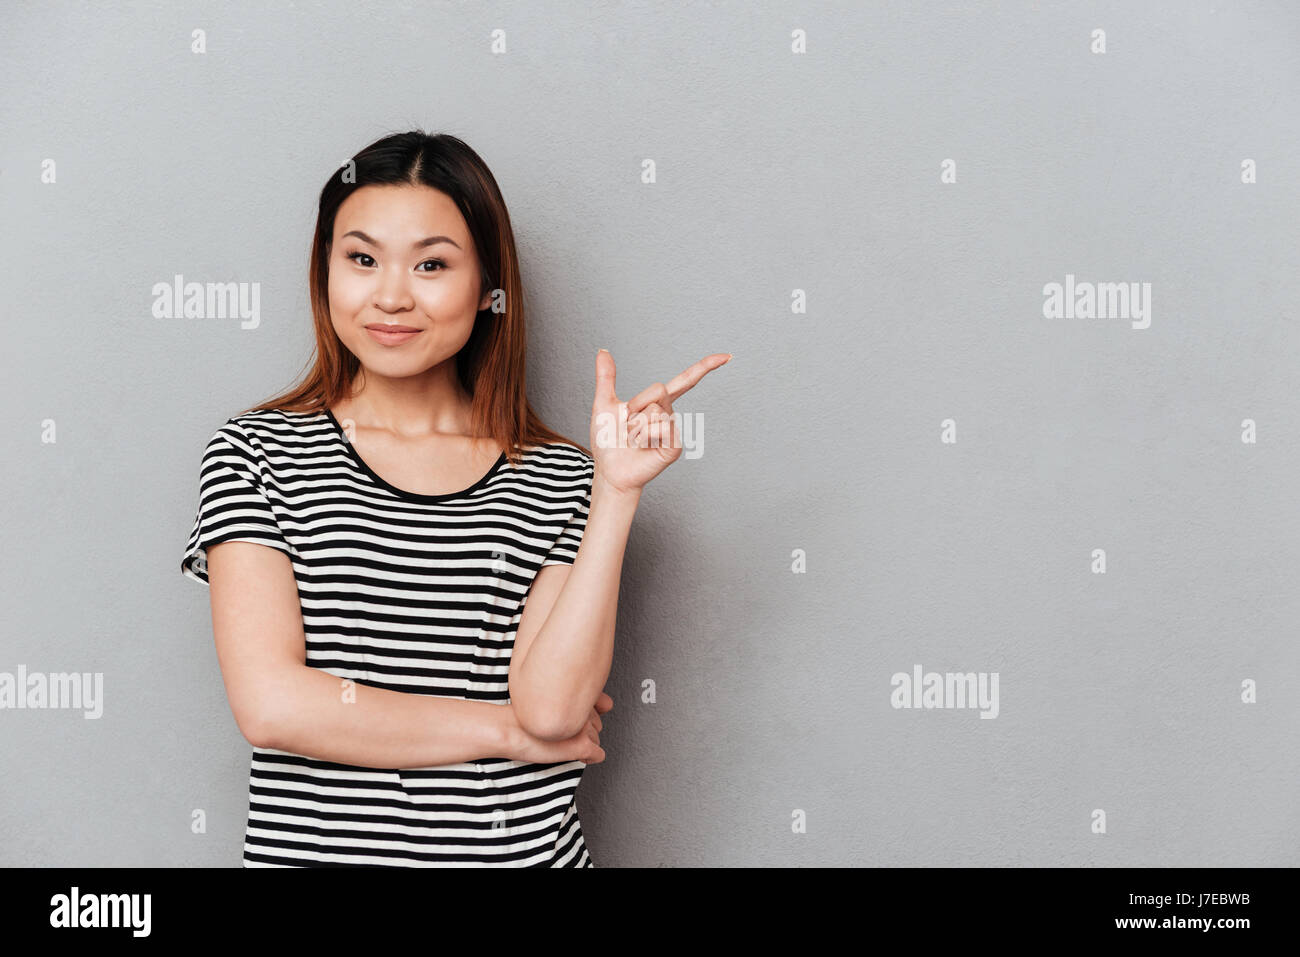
[180,131,610,868]
[180,130,728,869]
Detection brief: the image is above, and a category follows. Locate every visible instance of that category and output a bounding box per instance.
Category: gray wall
[2,0,1296,866]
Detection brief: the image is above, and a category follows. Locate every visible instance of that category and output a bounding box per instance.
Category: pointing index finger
[665,353,732,402]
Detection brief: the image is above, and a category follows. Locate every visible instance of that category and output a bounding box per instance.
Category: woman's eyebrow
[342,230,462,250]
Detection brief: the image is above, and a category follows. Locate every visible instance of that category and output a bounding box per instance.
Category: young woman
[180,131,729,867]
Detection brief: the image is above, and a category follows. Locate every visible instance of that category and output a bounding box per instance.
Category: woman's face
[327,183,490,381]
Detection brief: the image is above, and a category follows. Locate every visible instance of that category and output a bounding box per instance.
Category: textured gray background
[1,0,1296,866]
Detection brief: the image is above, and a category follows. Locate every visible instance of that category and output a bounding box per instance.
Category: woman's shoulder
[516,439,594,471]
[221,406,327,436]
[199,407,329,460]
[227,405,324,424]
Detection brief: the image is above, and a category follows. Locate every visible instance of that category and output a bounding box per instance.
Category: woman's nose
[374,267,413,310]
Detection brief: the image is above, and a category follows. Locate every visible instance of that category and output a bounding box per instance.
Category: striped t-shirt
[180,407,596,867]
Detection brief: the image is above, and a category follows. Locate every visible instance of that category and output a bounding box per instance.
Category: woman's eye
[344,251,444,273]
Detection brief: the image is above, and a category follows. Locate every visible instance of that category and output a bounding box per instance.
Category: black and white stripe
[181,408,595,867]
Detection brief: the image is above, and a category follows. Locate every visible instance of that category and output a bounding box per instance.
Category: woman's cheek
[330,272,370,314]
[414,282,467,319]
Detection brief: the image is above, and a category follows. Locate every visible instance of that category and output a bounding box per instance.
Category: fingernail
[598,348,609,354]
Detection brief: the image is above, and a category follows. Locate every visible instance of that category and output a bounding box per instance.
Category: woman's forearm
[513,472,641,739]
[253,663,519,769]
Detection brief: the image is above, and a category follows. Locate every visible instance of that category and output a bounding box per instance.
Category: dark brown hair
[244,130,588,465]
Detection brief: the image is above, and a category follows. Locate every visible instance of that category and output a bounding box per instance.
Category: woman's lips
[365,325,422,346]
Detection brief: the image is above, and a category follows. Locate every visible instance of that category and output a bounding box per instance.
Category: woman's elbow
[511,692,582,742]
[227,669,296,750]
[232,702,278,750]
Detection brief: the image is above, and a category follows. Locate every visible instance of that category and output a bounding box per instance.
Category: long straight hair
[243,130,589,465]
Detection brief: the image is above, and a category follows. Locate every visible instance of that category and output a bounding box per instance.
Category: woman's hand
[589,349,731,494]
[508,692,614,766]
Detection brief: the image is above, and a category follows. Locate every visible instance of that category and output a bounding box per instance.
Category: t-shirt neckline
[322,407,508,503]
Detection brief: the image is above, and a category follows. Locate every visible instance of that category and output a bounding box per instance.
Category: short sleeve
[180,420,292,586]
[540,459,594,567]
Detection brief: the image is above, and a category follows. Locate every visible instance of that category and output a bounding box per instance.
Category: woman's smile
[364,323,422,346]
